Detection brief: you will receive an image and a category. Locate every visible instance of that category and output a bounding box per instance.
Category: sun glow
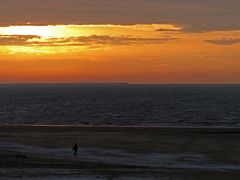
[0,26,57,38]
[0,24,183,54]
[0,24,182,38]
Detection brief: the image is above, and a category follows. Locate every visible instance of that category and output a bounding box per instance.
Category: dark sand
[0,126,240,179]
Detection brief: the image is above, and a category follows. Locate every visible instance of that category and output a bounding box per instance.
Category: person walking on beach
[72,143,78,157]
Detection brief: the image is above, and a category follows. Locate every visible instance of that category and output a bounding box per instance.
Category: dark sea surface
[0,84,239,127]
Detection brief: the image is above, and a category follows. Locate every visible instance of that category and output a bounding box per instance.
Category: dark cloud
[0,35,177,46]
[0,35,40,46]
[62,36,177,46]
[0,0,240,32]
[205,38,240,46]
[157,29,182,32]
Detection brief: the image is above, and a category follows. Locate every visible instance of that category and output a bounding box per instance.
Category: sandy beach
[0,126,240,179]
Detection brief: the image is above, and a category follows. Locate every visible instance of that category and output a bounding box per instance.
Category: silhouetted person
[72,143,78,157]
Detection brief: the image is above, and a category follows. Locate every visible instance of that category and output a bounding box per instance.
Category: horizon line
[0,83,239,85]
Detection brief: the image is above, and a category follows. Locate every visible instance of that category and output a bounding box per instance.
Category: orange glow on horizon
[0,24,240,83]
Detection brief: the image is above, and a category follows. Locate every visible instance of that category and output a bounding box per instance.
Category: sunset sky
[0,0,240,83]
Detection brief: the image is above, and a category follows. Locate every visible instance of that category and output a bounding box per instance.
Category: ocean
[0,84,239,126]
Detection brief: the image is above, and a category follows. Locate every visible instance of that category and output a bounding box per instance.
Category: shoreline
[2,124,240,128]
[2,124,240,129]
[1,125,240,133]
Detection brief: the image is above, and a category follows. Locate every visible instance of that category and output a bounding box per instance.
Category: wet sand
[0,126,240,179]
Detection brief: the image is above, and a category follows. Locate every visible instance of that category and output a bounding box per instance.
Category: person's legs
[74,150,77,156]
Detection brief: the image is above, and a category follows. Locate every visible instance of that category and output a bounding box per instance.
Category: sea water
[0,84,239,126]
